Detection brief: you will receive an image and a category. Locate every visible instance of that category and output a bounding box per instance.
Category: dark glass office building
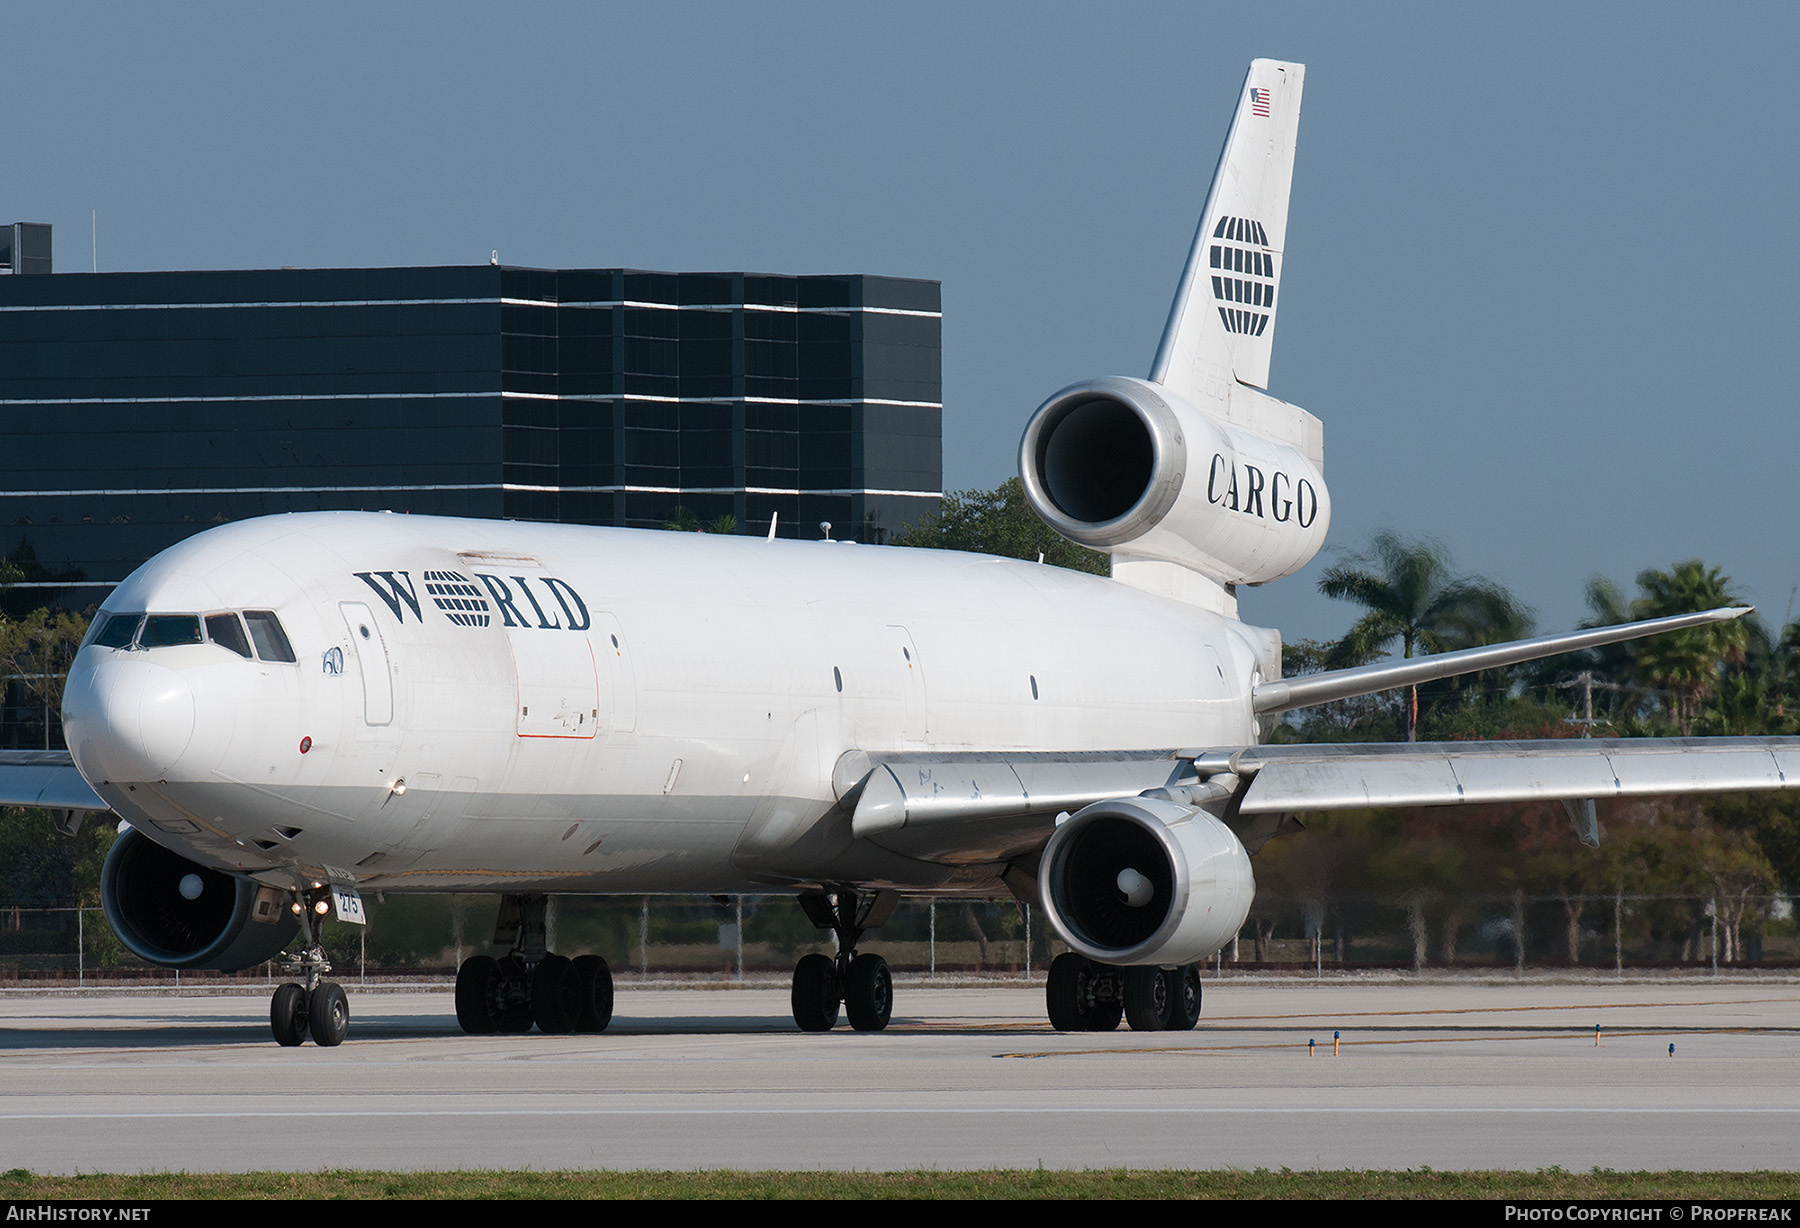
[0,263,943,600]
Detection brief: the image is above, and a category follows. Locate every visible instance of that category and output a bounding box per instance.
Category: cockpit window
[138,615,203,648]
[243,610,297,663]
[205,613,253,659]
[93,613,144,649]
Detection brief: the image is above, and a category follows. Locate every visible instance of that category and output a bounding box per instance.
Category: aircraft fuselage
[62,511,1269,897]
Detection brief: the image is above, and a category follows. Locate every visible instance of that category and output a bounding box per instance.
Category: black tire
[1089,997,1124,1032]
[1123,966,1173,1032]
[271,982,308,1047]
[1046,952,1096,1031]
[309,982,350,1047]
[844,953,893,1032]
[1167,965,1202,1031]
[791,952,840,1032]
[570,954,614,1033]
[496,954,535,1032]
[531,954,577,1034]
[455,955,504,1035]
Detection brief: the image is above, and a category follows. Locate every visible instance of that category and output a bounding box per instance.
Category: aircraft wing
[1220,737,1800,812]
[0,750,110,812]
[1252,606,1747,714]
[844,736,1800,865]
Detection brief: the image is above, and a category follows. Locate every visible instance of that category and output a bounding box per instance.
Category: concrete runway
[3,976,1798,1173]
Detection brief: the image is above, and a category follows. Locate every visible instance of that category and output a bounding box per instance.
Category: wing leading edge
[842,736,1800,865]
[0,750,109,812]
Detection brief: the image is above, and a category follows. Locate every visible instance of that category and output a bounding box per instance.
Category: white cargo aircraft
[6,60,1797,1046]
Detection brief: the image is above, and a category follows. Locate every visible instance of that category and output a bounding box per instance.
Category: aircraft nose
[63,653,196,782]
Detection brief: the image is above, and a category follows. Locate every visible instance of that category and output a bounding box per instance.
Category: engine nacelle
[101,826,297,970]
[1038,795,1254,967]
[1018,375,1329,586]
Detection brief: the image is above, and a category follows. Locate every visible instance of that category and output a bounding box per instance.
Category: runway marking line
[11,1103,1800,1122]
[1201,995,1800,1023]
[998,1026,1791,1058]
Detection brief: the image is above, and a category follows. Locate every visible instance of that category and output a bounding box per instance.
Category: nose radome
[64,654,195,782]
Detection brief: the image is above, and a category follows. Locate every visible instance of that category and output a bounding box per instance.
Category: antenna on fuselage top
[767,511,779,542]
[820,521,833,542]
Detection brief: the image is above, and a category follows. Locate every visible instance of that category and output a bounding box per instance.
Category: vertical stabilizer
[1149,60,1304,397]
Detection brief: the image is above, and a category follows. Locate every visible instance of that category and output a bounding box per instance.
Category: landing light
[313,900,330,916]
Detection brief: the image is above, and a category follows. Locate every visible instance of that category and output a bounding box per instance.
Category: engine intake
[1020,376,1194,550]
[101,826,297,970]
[1019,375,1329,586]
[1038,796,1253,967]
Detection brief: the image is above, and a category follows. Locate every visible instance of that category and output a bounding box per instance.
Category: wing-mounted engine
[1037,794,1253,968]
[102,826,298,970]
[1019,375,1329,589]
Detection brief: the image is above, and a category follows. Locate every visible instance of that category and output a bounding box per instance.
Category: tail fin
[1149,59,1304,397]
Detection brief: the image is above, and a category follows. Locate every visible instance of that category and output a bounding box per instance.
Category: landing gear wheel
[531,953,578,1034]
[569,954,614,1033]
[791,952,841,1032]
[1167,965,1202,1031]
[844,953,893,1032]
[1047,952,1097,1032]
[309,982,350,1047]
[1047,953,1125,1032]
[1123,966,1173,1032]
[1090,997,1124,1032]
[455,955,504,1034]
[271,982,309,1047]
[496,954,534,1032]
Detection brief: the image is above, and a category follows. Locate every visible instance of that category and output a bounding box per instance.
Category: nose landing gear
[269,882,350,1047]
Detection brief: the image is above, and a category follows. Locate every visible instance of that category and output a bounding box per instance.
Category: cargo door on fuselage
[509,632,599,738]
[461,562,600,740]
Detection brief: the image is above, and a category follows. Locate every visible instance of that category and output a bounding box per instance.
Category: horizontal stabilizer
[1253,606,1749,715]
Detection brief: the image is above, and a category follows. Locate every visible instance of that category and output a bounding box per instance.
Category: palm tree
[1629,560,1748,734]
[1318,531,1532,741]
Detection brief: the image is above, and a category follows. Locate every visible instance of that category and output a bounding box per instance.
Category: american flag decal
[1251,87,1271,118]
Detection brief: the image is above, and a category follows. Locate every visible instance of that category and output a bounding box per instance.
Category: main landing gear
[1045,952,1203,1033]
[789,887,900,1033]
[270,883,351,1047]
[453,893,614,1035]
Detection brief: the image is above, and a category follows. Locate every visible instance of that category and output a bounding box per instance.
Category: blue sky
[8,3,1797,646]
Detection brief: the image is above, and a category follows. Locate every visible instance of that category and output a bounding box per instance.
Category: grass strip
[4,1168,1800,1200]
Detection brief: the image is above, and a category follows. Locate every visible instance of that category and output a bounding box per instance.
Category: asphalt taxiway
[3,977,1797,1173]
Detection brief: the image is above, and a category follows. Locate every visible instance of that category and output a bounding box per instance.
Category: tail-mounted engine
[1018,375,1329,587]
[101,826,298,970]
[1037,795,1254,967]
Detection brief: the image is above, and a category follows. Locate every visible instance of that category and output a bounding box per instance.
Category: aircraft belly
[129,779,779,891]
